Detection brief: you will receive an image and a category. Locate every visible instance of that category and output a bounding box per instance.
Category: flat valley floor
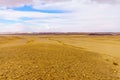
[0,35,120,80]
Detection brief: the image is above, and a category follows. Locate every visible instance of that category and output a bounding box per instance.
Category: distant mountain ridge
[0,32,120,35]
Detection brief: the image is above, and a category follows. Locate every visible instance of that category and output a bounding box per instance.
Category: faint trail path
[48,37,120,79]
[48,38,83,50]
[49,37,120,78]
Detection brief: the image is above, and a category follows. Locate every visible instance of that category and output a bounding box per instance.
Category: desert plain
[0,35,120,80]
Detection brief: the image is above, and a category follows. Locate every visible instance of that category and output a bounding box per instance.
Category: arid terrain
[0,35,120,80]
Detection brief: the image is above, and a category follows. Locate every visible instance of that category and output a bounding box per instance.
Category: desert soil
[0,35,120,80]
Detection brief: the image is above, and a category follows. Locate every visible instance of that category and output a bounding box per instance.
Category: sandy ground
[0,35,120,80]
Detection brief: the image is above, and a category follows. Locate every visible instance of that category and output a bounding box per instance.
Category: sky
[0,0,120,33]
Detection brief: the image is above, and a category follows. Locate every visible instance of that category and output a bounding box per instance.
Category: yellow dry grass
[0,35,120,80]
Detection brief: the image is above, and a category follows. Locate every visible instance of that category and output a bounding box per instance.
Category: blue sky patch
[20,17,33,21]
[0,19,19,24]
[13,6,68,13]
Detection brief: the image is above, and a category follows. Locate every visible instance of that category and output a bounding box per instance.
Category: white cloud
[0,9,65,20]
[0,0,120,32]
[0,0,32,8]
[91,0,120,4]
[0,23,25,32]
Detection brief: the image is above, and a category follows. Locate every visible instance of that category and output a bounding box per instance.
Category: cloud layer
[0,0,119,8]
[0,0,120,32]
[91,0,120,4]
[0,0,32,8]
